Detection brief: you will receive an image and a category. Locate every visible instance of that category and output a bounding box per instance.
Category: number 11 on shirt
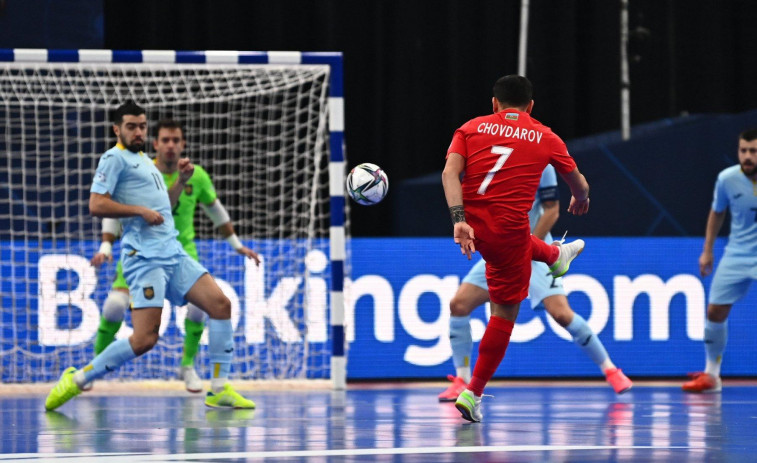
[477,146,513,195]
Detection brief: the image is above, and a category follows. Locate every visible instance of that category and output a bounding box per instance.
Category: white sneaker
[181,366,203,393]
[455,388,483,423]
[549,239,585,277]
[80,381,93,391]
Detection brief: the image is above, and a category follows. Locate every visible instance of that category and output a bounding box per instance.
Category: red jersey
[447,109,576,246]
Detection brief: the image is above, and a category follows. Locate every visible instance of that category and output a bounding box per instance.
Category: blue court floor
[1,382,754,462]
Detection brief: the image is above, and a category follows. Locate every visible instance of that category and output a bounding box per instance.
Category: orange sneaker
[682,372,722,393]
[438,375,467,402]
[605,368,633,394]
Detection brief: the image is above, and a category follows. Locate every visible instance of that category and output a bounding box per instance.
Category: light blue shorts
[709,254,757,305]
[121,252,208,309]
[462,258,565,309]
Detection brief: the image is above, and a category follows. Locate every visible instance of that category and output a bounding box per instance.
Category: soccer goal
[0,49,349,389]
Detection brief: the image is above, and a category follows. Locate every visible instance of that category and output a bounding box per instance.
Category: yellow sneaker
[204,383,256,409]
[45,367,82,411]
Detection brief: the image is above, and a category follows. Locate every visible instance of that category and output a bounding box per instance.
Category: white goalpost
[0,49,348,389]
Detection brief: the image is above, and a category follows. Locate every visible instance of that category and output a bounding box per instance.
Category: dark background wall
[3,0,757,236]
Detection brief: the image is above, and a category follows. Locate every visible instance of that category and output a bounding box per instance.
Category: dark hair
[739,128,757,142]
[493,75,533,108]
[153,119,185,139]
[111,101,146,125]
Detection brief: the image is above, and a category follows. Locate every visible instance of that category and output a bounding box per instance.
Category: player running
[89,119,259,393]
[442,75,590,422]
[438,165,632,403]
[45,102,255,411]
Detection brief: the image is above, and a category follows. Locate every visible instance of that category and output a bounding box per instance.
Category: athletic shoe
[181,366,203,393]
[455,388,483,423]
[438,375,467,402]
[682,372,722,393]
[605,368,633,394]
[45,367,82,411]
[205,383,256,409]
[549,239,585,277]
[80,381,93,392]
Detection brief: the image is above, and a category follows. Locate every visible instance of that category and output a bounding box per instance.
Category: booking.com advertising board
[3,237,756,381]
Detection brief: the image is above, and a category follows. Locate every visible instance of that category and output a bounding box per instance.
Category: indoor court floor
[1,381,754,462]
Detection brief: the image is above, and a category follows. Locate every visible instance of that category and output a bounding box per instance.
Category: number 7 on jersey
[477,146,513,195]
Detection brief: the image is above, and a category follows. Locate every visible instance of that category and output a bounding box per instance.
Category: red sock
[530,234,559,265]
[468,316,515,396]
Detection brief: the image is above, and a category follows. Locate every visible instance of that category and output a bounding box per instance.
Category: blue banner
[2,237,754,382]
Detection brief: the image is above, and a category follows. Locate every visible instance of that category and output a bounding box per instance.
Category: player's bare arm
[200,199,261,266]
[167,158,195,207]
[90,192,163,225]
[532,200,559,240]
[90,218,121,266]
[442,153,476,259]
[699,209,726,277]
[559,167,590,215]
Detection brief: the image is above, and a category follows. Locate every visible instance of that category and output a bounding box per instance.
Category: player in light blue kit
[45,102,255,411]
[683,128,757,393]
[438,165,632,401]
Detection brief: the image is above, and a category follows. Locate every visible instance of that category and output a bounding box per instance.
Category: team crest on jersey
[505,113,519,120]
[143,287,155,300]
[184,184,193,195]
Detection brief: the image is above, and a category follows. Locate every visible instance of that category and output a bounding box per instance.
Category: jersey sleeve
[711,174,728,212]
[547,135,577,174]
[90,153,124,195]
[537,165,559,202]
[446,125,468,159]
[194,166,218,205]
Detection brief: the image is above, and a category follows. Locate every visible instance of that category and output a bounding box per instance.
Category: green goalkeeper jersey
[160,162,217,261]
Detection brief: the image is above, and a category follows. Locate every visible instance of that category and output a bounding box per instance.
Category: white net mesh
[0,62,338,382]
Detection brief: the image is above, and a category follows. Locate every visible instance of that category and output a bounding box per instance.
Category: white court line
[0,445,696,462]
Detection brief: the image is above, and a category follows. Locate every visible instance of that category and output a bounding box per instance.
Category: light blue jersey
[708,165,757,305]
[463,166,564,308]
[712,165,757,257]
[90,144,184,259]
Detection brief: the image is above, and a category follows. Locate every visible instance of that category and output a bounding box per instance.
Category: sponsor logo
[94,171,107,182]
[143,287,155,300]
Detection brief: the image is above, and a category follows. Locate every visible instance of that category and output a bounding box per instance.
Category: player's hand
[140,208,164,225]
[238,246,261,266]
[90,252,113,267]
[453,222,476,260]
[567,196,590,215]
[699,250,714,277]
[178,158,195,184]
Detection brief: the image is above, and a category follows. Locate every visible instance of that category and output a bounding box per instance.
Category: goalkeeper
[89,118,260,393]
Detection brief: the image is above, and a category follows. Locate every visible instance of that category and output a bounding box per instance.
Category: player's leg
[439,260,489,401]
[528,234,584,277]
[177,259,254,409]
[684,256,751,393]
[542,294,632,394]
[180,302,206,393]
[46,261,166,411]
[456,250,528,422]
[94,262,130,355]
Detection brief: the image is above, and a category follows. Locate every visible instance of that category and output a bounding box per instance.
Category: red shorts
[476,234,532,305]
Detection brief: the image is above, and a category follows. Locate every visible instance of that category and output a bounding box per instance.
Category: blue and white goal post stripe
[0,49,349,390]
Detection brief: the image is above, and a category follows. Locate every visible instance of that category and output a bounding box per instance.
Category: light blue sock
[566,314,609,367]
[208,318,233,385]
[704,319,727,377]
[81,338,136,383]
[450,315,473,371]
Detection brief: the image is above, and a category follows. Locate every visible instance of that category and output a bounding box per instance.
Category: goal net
[0,51,348,384]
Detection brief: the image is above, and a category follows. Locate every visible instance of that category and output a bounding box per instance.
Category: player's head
[738,128,757,177]
[153,119,186,166]
[492,75,534,114]
[112,101,147,153]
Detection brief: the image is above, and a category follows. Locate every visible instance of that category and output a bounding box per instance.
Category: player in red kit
[442,75,590,422]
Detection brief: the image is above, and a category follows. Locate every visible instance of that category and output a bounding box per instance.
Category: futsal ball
[346,163,389,206]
